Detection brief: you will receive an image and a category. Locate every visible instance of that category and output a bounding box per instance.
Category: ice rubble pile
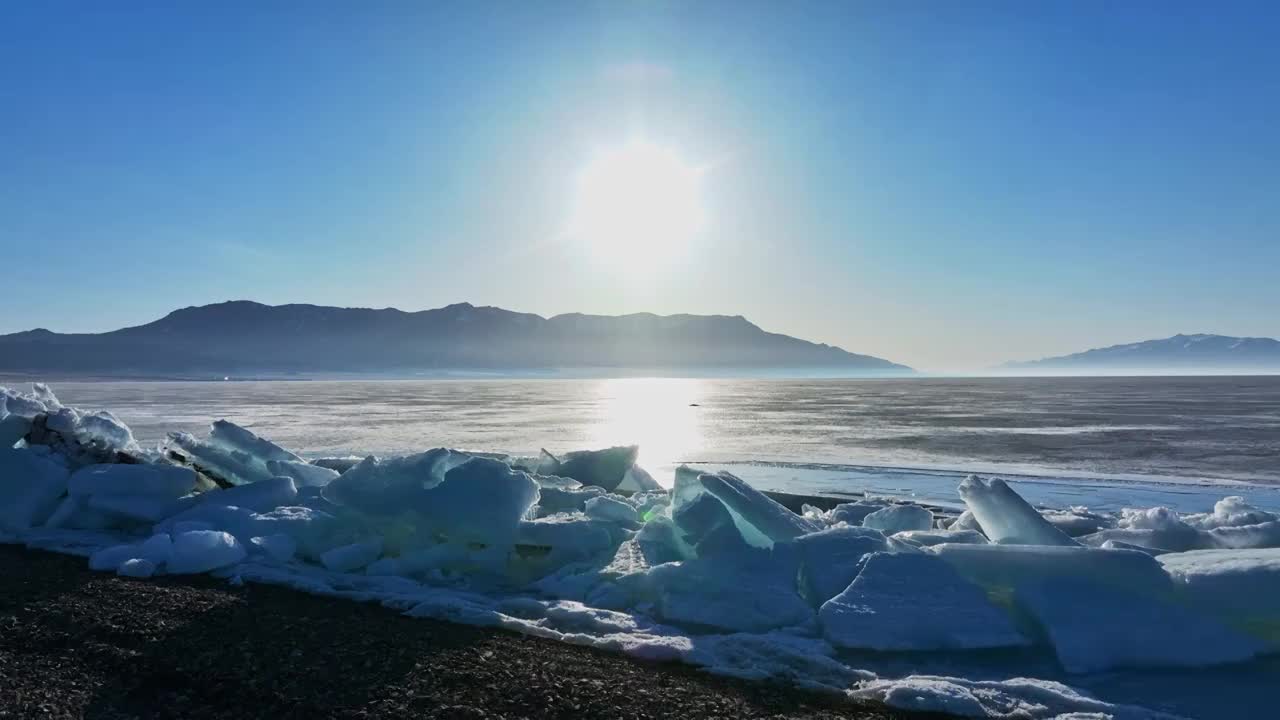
[4,384,1279,719]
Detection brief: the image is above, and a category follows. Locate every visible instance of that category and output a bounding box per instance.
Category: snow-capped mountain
[1006,333,1280,372]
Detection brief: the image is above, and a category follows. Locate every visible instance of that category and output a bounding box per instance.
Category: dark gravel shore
[0,545,945,720]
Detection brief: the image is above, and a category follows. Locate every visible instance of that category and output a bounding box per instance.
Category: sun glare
[569,140,706,268]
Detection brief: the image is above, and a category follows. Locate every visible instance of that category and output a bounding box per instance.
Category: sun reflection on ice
[587,378,706,471]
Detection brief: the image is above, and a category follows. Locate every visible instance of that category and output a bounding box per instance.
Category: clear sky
[2,1,1277,371]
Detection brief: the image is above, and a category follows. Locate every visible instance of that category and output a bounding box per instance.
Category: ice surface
[0,448,70,530]
[167,530,247,574]
[958,475,1077,546]
[820,552,1028,651]
[861,504,933,534]
[1016,578,1261,672]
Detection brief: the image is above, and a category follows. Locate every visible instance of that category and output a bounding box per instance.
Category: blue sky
[2,1,1277,370]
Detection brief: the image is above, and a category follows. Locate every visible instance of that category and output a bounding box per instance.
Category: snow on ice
[3,383,1279,719]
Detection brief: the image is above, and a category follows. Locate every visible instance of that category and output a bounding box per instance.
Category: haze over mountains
[1005,334,1280,373]
[0,301,911,378]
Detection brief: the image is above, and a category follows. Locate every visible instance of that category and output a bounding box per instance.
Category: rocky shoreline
[0,545,943,720]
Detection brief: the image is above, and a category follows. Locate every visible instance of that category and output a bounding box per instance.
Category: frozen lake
[44,375,1280,514]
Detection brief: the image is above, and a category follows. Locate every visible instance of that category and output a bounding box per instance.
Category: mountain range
[0,301,911,378]
[1005,334,1280,372]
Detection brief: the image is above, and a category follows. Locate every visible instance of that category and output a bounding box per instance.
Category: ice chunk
[90,542,143,571]
[675,467,818,548]
[209,420,304,464]
[647,546,813,632]
[329,453,538,549]
[537,445,637,492]
[117,558,157,578]
[1209,520,1280,550]
[957,475,1076,546]
[851,675,1160,720]
[794,525,897,607]
[320,538,385,572]
[947,509,983,534]
[165,420,305,486]
[1041,506,1115,537]
[68,464,197,499]
[1079,507,1210,552]
[197,476,298,513]
[0,448,70,530]
[1185,496,1278,530]
[136,533,174,565]
[250,534,298,562]
[1160,548,1280,649]
[861,504,933,534]
[1,385,52,418]
[820,552,1027,651]
[1016,578,1260,672]
[167,530,247,574]
[242,506,342,558]
[828,500,888,527]
[88,493,191,523]
[265,459,339,488]
[535,485,605,517]
[516,515,617,566]
[584,495,639,525]
[933,543,1176,599]
[892,529,988,547]
[615,463,663,493]
[415,457,539,547]
[0,413,31,448]
[311,456,363,474]
[322,448,468,515]
[671,491,750,558]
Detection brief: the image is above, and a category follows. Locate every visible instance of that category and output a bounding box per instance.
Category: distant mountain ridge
[0,301,912,377]
[1006,333,1280,371]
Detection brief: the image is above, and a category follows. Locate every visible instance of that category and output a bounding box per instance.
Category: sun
[569,140,707,268]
